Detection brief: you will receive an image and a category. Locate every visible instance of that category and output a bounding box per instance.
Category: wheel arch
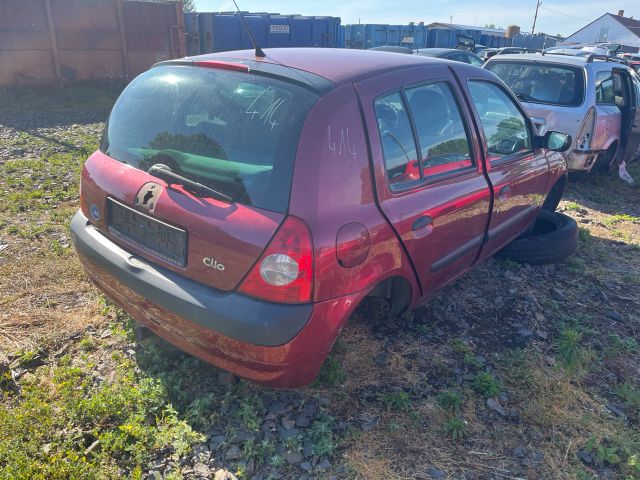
[365,275,413,317]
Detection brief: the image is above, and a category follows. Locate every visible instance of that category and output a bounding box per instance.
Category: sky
[193,0,639,37]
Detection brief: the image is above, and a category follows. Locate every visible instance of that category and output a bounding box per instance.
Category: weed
[602,213,640,228]
[558,328,582,366]
[269,454,285,468]
[386,420,402,433]
[12,349,40,367]
[443,417,467,441]
[184,393,218,428]
[236,395,263,432]
[463,352,482,369]
[564,201,581,211]
[0,357,203,477]
[306,414,336,457]
[558,328,595,372]
[473,372,502,398]
[78,338,95,352]
[500,349,534,388]
[450,339,471,354]
[605,334,638,356]
[578,227,593,244]
[615,384,640,415]
[314,355,347,387]
[414,322,433,335]
[284,432,303,452]
[378,390,412,412]
[437,390,462,414]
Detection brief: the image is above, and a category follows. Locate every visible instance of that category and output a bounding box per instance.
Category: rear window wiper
[148,163,233,202]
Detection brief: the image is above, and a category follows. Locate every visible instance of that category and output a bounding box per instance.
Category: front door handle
[412,215,433,231]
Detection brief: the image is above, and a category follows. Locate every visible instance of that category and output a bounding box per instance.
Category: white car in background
[484,53,640,181]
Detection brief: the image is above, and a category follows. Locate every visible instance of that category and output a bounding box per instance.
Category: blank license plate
[107,198,187,267]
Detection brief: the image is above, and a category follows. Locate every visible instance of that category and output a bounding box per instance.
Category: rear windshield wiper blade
[148,163,233,202]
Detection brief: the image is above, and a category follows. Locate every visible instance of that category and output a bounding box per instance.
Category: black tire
[497,210,578,265]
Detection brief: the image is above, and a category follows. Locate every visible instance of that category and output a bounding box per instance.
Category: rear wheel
[497,210,578,265]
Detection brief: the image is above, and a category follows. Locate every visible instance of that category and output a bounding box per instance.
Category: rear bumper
[71,211,364,387]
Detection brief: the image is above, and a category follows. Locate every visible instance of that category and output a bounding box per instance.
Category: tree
[140,0,196,12]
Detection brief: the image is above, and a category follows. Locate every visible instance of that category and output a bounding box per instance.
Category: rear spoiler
[153,57,336,95]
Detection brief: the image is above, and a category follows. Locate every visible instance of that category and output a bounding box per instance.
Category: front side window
[406,82,473,177]
[486,61,585,107]
[101,65,318,213]
[595,70,615,104]
[468,81,531,162]
[375,92,419,188]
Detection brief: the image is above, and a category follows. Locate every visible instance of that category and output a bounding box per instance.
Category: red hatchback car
[72,48,571,387]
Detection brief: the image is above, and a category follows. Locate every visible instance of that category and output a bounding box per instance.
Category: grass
[437,390,462,414]
[443,417,467,441]
[378,390,412,412]
[0,350,203,479]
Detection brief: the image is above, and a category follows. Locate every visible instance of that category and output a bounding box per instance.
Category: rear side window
[101,65,319,213]
[595,71,615,104]
[486,61,585,106]
[406,83,473,177]
[468,81,531,162]
[375,82,474,188]
[375,92,419,187]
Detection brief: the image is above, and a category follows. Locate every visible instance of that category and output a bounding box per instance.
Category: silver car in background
[484,54,640,176]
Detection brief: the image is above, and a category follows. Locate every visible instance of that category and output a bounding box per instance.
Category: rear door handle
[412,215,433,231]
[498,185,511,201]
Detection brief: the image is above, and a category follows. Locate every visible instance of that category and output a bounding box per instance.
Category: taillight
[238,216,313,303]
[577,107,596,150]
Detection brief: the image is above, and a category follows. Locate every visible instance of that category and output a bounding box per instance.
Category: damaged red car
[72,48,573,387]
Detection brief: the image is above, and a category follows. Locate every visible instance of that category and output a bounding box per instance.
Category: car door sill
[431,233,485,273]
[486,205,537,241]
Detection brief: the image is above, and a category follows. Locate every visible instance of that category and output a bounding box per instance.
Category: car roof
[183,48,452,86]
[487,53,634,71]
[486,53,590,66]
[415,48,459,56]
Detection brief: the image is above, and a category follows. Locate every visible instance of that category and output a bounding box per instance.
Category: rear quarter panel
[288,83,420,304]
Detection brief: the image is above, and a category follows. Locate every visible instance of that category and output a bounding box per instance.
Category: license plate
[107,198,187,267]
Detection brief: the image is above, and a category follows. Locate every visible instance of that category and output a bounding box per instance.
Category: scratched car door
[462,79,549,257]
[355,65,492,298]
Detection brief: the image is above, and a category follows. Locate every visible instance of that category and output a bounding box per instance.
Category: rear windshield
[485,61,585,107]
[101,65,319,213]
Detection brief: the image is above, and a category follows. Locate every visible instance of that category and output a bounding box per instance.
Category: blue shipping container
[190,12,341,54]
[345,23,429,49]
[184,12,200,56]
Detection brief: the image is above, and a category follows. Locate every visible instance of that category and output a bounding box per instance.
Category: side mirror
[545,131,572,152]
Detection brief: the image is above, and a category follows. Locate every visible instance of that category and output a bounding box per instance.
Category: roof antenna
[232,0,266,58]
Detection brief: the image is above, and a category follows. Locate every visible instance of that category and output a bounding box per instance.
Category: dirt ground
[0,86,639,480]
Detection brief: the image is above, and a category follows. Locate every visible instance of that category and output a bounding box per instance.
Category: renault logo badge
[134,182,163,214]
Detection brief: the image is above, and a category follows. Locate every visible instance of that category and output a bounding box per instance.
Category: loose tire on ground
[497,210,578,265]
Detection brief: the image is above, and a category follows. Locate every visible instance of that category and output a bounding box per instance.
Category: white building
[564,11,640,52]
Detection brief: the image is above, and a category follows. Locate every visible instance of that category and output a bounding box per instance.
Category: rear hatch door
[83,63,319,291]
